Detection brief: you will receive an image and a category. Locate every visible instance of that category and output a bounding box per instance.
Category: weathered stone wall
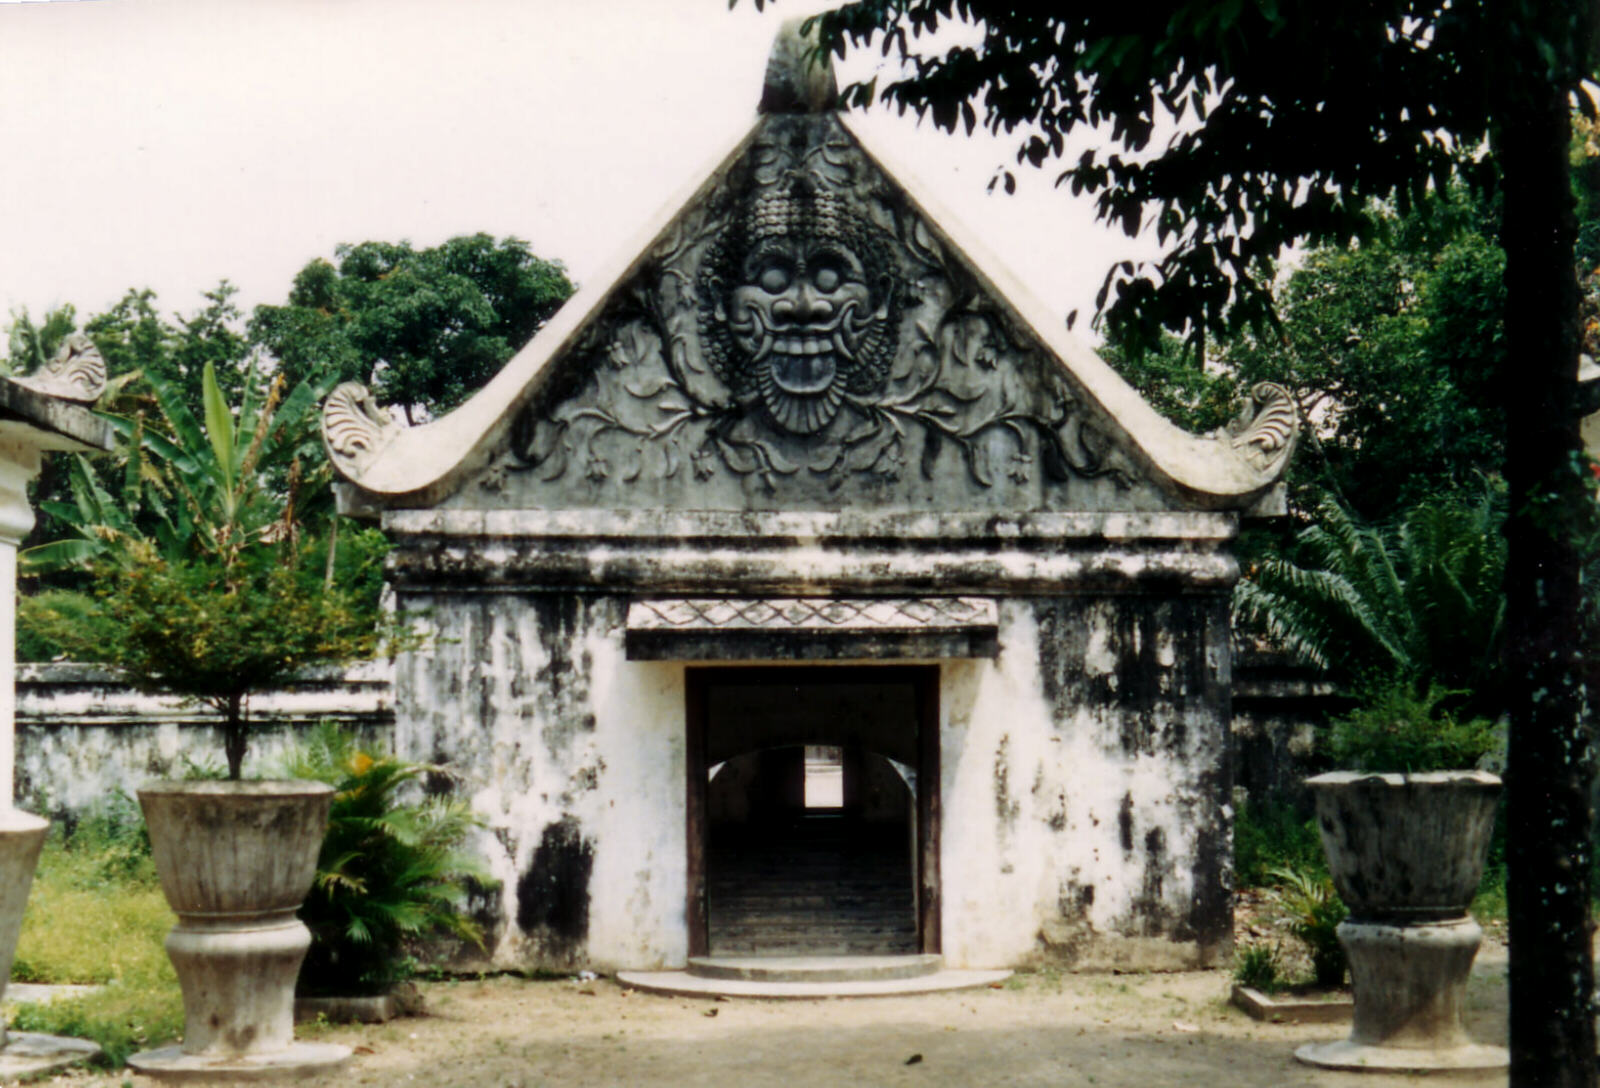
[12,647,1339,961]
[395,592,686,972]
[388,578,1235,973]
[1230,650,1345,809]
[13,662,393,821]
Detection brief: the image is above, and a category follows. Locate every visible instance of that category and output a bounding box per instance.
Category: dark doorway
[685,666,940,957]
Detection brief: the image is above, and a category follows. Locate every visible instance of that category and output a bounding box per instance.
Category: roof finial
[759,15,839,114]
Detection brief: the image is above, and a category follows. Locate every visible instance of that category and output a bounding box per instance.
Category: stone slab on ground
[126,1041,352,1082]
[295,982,424,1024]
[685,954,944,983]
[1295,1038,1509,1072]
[618,965,1011,999]
[1230,983,1353,1024]
[0,1031,101,1078]
[296,992,400,1024]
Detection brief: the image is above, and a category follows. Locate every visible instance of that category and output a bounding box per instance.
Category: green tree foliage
[5,304,78,377]
[1325,682,1500,774]
[1214,199,1508,521]
[249,233,575,422]
[280,726,487,997]
[783,4,1596,1077]
[22,364,391,779]
[4,286,263,557]
[1097,332,1236,435]
[83,283,255,415]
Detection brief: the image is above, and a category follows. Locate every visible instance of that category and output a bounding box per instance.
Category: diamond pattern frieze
[627,597,997,633]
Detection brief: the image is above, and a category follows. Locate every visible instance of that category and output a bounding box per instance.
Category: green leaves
[248,233,574,422]
[1234,484,1508,719]
[19,357,394,777]
[200,361,235,498]
[284,725,488,996]
[795,2,1584,356]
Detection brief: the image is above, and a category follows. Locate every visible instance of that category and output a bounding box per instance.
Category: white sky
[0,0,1165,347]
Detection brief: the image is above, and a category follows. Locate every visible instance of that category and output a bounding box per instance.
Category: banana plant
[17,361,383,780]
[22,361,332,575]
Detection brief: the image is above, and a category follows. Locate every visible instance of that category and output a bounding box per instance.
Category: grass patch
[8,796,181,1066]
[1471,861,1508,922]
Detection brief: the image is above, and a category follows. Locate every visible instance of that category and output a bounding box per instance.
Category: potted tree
[1235,489,1510,1071]
[26,362,394,1077]
[1297,686,1506,1071]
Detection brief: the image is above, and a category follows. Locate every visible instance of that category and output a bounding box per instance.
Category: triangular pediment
[325,88,1294,518]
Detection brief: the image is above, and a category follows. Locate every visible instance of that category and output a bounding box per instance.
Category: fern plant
[281,725,489,996]
[1267,865,1348,989]
[1234,483,1506,720]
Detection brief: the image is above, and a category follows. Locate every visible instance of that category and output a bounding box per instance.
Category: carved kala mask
[700,174,897,435]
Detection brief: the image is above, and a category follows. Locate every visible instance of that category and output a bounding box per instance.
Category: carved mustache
[730,298,872,368]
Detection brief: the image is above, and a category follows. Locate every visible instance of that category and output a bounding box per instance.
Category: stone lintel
[383,508,1238,543]
[624,596,999,661]
[383,508,1239,593]
[385,541,1237,596]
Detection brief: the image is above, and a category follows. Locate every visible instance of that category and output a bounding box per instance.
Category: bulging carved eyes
[759,265,791,293]
[812,264,842,292]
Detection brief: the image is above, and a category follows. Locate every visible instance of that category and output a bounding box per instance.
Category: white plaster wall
[940,616,1055,968]
[581,651,686,969]
[395,588,1229,973]
[940,598,1230,969]
[14,663,393,816]
[395,594,687,971]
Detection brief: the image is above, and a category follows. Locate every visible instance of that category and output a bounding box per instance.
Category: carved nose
[774,282,833,325]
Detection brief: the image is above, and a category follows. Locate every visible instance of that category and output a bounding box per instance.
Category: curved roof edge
[321,124,761,509]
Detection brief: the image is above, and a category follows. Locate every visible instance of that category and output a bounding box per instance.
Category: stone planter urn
[128,781,351,1079]
[1295,770,1508,1072]
[0,809,100,1077]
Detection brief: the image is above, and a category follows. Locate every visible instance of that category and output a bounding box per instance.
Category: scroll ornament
[1224,382,1299,475]
[322,382,404,477]
[13,334,106,404]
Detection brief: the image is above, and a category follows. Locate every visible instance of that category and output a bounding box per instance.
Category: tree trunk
[224,692,247,782]
[1497,81,1598,1088]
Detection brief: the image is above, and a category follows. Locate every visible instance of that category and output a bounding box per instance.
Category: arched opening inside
[706,745,917,955]
[686,666,939,958]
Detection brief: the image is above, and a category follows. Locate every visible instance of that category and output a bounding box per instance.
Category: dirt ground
[42,937,1514,1088]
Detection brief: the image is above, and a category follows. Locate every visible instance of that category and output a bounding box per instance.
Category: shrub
[1234,799,1326,888]
[281,725,488,996]
[1327,682,1499,773]
[1233,942,1284,993]
[1267,865,1348,988]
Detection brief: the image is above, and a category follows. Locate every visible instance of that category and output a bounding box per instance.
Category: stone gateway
[324,23,1296,975]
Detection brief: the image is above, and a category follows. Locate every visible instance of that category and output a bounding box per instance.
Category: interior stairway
[707,813,917,956]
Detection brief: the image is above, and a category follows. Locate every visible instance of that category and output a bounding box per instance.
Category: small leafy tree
[23,362,396,779]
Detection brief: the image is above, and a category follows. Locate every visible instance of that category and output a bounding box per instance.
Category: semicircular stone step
[686,954,942,983]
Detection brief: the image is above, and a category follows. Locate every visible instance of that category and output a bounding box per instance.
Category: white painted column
[0,443,42,809]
